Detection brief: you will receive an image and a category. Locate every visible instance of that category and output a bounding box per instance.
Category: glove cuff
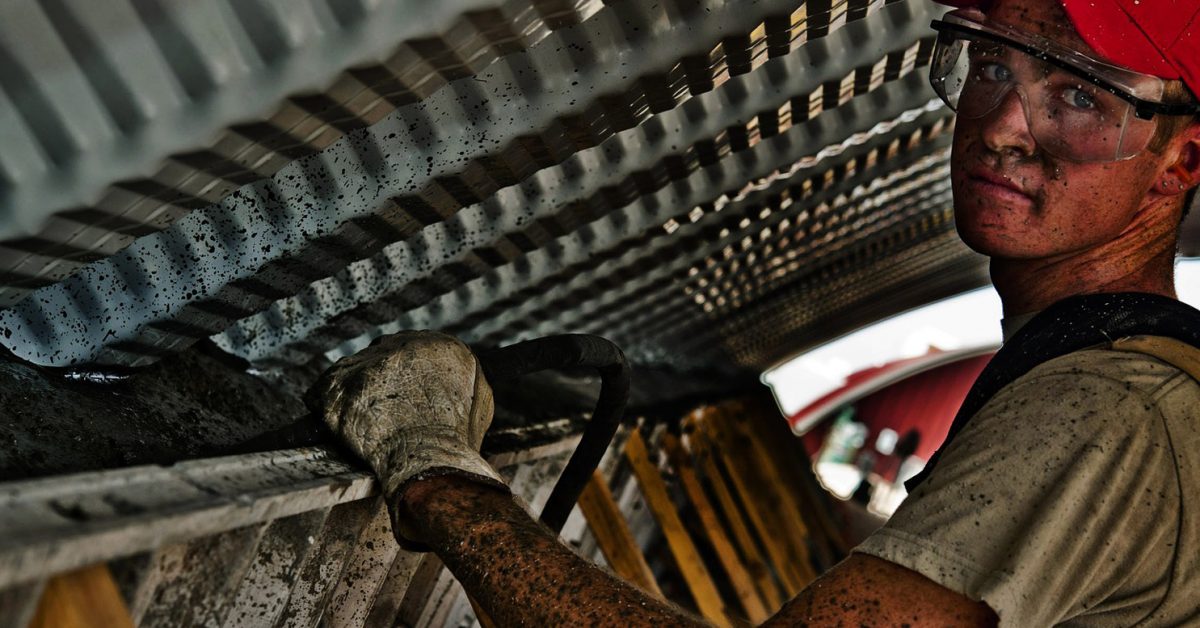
[381,448,509,551]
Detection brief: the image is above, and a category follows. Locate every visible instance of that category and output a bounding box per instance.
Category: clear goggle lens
[930,24,1165,162]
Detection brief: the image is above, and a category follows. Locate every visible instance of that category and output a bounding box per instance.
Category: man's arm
[399,474,998,627]
[312,331,996,626]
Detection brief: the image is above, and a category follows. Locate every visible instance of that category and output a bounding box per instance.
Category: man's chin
[954,224,1040,260]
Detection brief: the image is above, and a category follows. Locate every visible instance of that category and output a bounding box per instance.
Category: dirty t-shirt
[854,348,1200,626]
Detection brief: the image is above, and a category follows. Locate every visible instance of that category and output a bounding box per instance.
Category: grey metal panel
[0,436,585,626]
[0,0,905,368]
[394,555,450,628]
[0,0,602,243]
[465,109,953,355]
[361,546,426,628]
[315,76,942,369]
[325,499,403,627]
[212,2,939,367]
[608,155,955,352]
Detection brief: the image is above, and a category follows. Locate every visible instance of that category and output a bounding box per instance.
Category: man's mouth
[964,168,1035,206]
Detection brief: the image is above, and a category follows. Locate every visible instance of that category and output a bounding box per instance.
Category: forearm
[397,474,710,627]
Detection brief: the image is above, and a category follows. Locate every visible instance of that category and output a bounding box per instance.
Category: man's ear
[1157,122,1200,196]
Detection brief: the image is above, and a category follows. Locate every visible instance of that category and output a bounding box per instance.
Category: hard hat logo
[929,11,1200,163]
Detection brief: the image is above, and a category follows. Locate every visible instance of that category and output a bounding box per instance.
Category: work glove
[309,331,508,549]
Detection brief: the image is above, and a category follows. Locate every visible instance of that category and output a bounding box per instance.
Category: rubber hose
[477,334,630,533]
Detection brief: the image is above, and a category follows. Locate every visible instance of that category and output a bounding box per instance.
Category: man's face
[949,0,1180,260]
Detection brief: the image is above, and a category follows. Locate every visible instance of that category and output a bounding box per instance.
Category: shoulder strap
[1110,335,1200,383]
[906,292,1200,492]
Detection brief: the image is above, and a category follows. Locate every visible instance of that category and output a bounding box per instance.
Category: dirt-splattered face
[949,0,1185,261]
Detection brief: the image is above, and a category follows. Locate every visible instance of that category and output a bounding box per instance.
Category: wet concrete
[0,342,313,481]
[0,338,754,481]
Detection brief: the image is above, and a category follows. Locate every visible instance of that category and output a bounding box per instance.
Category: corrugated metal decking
[0,1,994,624]
[0,0,988,375]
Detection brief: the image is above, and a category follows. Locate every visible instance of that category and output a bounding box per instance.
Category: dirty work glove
[310,331,507,548]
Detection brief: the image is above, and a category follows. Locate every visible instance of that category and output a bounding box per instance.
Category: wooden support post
[685,415,786,609]
[624,429,729,626]
[719,403,819,584]
[578,470,665,597]
[691,437,786,611]
[739,397,848,566]
[734,398,840,569]
[662,432,771,623]
[28,564,135,628]
[696,408,810,594]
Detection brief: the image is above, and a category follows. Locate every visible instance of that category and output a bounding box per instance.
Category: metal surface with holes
[0,0,970,375]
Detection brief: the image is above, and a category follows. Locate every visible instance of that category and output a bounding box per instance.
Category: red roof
[790,348,994,462]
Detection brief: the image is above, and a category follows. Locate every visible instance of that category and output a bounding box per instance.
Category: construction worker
[312,0,1200,624]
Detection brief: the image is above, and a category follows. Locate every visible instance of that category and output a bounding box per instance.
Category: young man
[313,0,1200,624]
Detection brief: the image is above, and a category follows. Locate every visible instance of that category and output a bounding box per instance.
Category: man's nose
[979,87,1037,158]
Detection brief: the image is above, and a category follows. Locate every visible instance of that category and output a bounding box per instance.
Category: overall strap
[907,292,1200,492]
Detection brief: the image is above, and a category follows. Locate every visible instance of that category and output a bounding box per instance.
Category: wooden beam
[696,408,809,594]
[662,432,770,622]
[719,403,818,584]
[739,396,848,566]
[624,430,729,626]
[685,417,786,609]
[578,470,664,597]
[28,564,134,628]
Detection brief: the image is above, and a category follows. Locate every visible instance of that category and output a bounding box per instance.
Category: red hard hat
[939,0,1200,100]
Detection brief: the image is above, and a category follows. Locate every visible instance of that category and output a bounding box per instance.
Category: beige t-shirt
[855,348,1200,626]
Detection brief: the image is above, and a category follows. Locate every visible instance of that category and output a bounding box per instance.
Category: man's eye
[977,62,1012,82]
[1062,87,1097,110]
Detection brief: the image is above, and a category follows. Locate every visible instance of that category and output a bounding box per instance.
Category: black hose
[477,334,630,533]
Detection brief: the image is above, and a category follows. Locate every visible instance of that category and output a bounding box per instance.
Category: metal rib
[0,0,903,367]
[314,76,940,367]
[213,7,938,365]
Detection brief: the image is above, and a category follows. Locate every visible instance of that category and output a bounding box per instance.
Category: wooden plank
[226,509,332,627]
[278,499,376,627]
[0,579,44,628]
[361,539,425,628]
[135,522,269,627]
[395,553,447,626]
[27,564,133,628]
[577,469,664,597]
[717,404,818,585]
[695,409,808,594]
[325,498,400,627]
[742,397,849,565]
[0,448,373,590]
[662,432,769,622]
[687,428,785,611]
[623,430,729,626]
[0,437,579,590]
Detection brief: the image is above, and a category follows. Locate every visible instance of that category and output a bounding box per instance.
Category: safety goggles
[929,11,1200,162]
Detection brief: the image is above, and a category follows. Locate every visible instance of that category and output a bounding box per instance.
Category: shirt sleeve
[853,357,1181,626]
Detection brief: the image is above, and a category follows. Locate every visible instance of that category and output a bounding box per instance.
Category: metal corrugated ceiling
[0,0,990,377]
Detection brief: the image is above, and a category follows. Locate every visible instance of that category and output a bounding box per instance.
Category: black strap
[906,292,1200,491]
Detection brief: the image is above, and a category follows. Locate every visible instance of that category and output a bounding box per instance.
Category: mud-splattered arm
[400,474,707,626]
[399,474,998,627]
